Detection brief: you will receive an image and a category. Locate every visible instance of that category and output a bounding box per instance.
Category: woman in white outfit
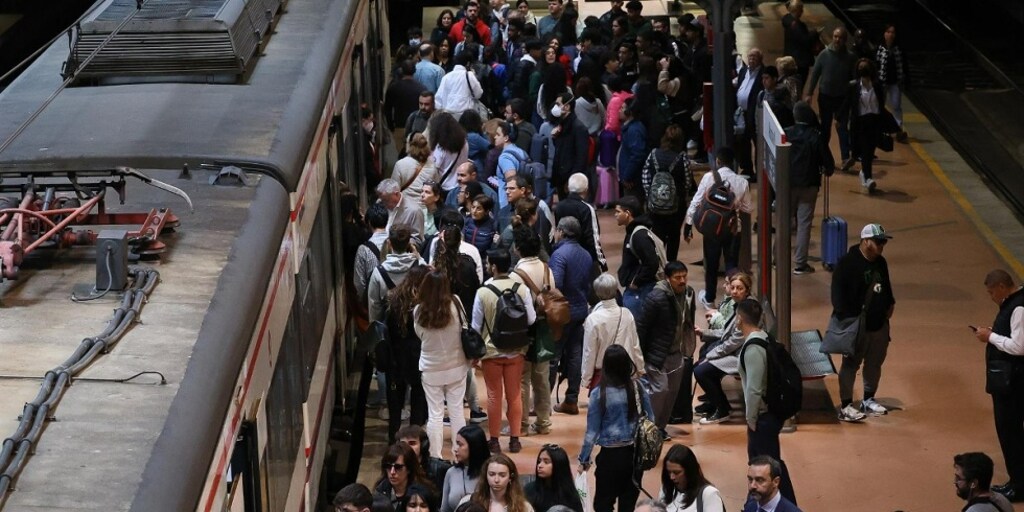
[581,273,645,391]
[414,269,471,459]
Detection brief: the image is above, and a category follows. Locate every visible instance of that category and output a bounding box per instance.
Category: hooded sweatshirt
[574,96,607,135]
[367,251,424,322]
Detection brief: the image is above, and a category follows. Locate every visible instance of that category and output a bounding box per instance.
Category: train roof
[0,0,354,192]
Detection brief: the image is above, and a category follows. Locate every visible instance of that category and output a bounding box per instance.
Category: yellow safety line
[909,140,1024,279]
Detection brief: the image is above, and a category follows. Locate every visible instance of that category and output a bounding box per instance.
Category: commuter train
[0,0,390,509]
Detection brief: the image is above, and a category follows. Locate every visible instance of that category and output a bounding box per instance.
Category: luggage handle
[823,173,830,218]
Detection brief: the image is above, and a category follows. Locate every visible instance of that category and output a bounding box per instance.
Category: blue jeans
[622,282,655,322]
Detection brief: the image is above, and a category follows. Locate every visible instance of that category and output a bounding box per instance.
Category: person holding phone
[974,270,1024,503]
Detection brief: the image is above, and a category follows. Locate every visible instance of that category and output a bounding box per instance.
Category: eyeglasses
[382,463,407,472]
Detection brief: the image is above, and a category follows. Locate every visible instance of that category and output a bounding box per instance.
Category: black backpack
[739,334,803,421]
[484,282,530,350]
[371,264,398,372]
[693,169,737,239]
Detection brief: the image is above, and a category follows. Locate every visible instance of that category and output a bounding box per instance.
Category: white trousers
[423,375,468,459]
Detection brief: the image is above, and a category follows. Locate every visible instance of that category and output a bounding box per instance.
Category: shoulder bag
[456,299,487,360]
[821,280,877,356]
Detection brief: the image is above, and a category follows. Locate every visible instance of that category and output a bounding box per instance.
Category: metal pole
[708,0,737,150]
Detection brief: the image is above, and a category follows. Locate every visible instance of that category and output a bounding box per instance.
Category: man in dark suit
[743,456,802,512]
[734,48,764,178]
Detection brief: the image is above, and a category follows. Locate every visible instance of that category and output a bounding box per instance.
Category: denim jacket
[578,383,655,464]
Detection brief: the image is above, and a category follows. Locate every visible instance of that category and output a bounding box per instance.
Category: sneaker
[896,130,909,143]
[488,438,502,453]
[866,179,877,194]
[470,410,488,424]
[529,423,551,435]
[508,437,523,453]
[660,428,671,442]
[694,403,715,417]
[838,404,867,422]
[401,407,410,421]
[378,407,389,421]
[443,416,451,426]
[698,289,714,310]
[861,398,888,416]
[699,409,731,425]
[793,264,816,275]
[841,157,856,173]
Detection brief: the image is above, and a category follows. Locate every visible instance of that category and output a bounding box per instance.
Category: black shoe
[993,482,1013,494]
[793,264,816,275]
[694,403,715,416]
[698,409,731,425]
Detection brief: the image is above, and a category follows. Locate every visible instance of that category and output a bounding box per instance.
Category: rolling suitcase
[821,174,847,271]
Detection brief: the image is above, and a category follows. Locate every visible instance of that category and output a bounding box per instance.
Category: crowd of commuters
[331,0,1023,509]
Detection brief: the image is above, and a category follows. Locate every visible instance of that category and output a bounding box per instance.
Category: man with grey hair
[553,172,607,270]
[582,273,644,389]
[635,498,669,512]
[548,215,594,414]
[377,178,424,244]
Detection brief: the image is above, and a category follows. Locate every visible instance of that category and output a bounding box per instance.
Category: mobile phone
[969,325,978,332]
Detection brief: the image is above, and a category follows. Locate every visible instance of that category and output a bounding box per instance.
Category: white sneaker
[860,398,888,416]
[378,406,389,421]
[838,404,867,422]
[698,289,714,310]
[401,407,411,421]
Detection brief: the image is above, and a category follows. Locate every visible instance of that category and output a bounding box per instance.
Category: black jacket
[636,282,696,368]
[785,122,834,188]
[617,220,660,289]
[831,245,895,331]
[554,193,601,264]
[551,112,590,181]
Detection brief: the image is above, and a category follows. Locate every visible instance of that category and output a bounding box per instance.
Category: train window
[264,316,304,510]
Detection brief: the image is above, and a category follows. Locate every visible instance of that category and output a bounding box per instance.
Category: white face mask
[409,38,421,46]
[550,104,563,118]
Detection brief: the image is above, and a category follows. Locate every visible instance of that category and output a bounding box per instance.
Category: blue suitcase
[821,175,847,271]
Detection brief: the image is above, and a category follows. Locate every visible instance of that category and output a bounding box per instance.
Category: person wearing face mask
[843,57,888,193]
[548,92,590,201]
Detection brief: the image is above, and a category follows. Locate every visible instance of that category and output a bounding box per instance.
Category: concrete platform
[360,2,1024,511]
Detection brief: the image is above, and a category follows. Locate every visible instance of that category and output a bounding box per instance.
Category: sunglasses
[382,462,406,472]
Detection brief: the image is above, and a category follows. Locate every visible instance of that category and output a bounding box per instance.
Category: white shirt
[757,491,783,512]
[581,299,645,385]
[429,237,484,282]
[857,80,880,115]
[990,306,1024,356]
[661,485,725,512]
[736,66,761,111]
[684,165,754,225]
[435,65,483,117]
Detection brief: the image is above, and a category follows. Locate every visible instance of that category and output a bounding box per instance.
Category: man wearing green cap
[831,223,896,422]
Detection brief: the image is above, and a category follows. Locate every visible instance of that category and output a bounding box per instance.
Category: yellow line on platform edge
[909,140,1024,280]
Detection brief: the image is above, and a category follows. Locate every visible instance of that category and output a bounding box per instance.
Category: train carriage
[0,0,390,509]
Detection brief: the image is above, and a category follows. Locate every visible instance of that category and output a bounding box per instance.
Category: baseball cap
[860,223,893,241]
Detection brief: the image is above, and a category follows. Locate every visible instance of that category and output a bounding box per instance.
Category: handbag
[527,320,558,363]
[986,359,1016,395]
[465,70,490,119]
[456,300,486,360]
[877,132,894,152]
[821,281,877,356]
[632,384,662,472]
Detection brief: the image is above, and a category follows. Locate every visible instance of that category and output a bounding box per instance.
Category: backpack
[645,150,684,215]
[371,264,398,373]
[693,169,737,239]
[513,264,571,340]
[528,127,554,199]
[739,334,803,421]
[629,225,668,281]
[484,282,531,350]
[632,384,662,471]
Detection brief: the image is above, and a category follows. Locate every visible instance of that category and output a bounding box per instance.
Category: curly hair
[428,112,467,154]
[415,270,454,329]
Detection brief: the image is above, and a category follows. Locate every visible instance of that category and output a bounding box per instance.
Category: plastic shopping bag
[575,470,592,512]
